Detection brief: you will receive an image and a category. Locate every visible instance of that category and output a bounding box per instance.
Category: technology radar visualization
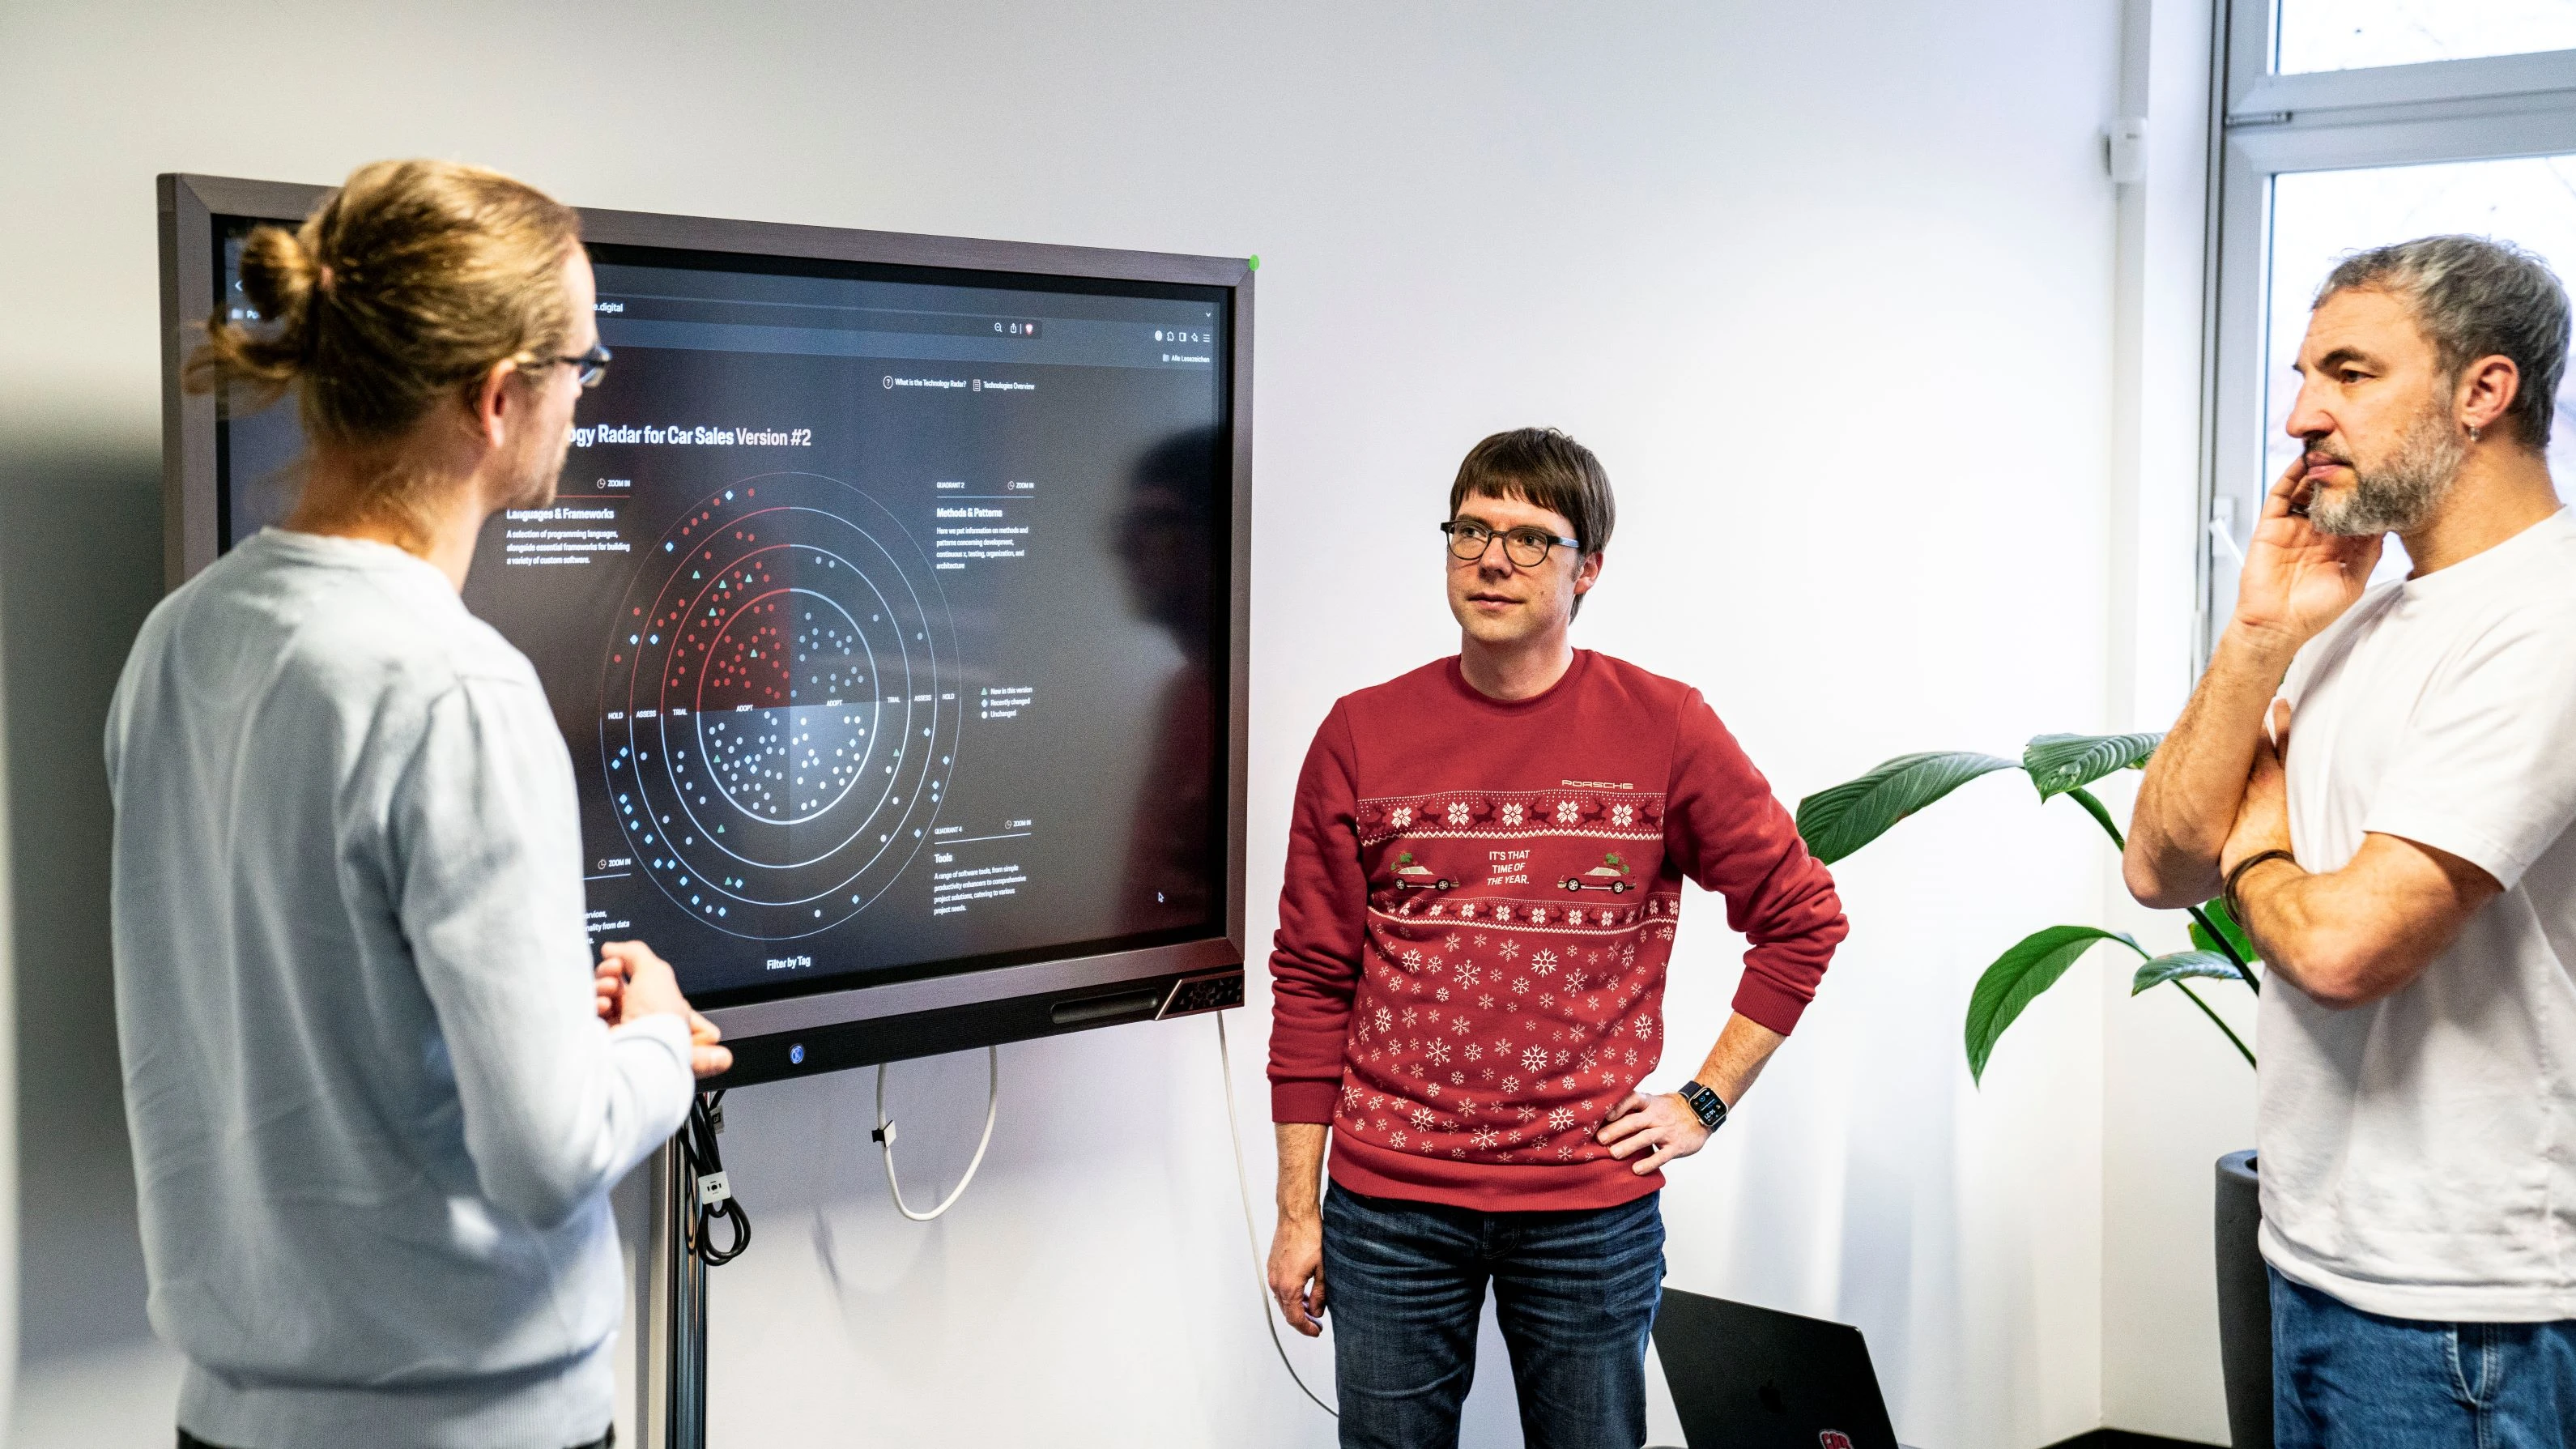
[602,473,960,940]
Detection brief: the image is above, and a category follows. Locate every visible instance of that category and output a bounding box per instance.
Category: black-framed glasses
[551,344,612,390]
[1441,518,1580,567]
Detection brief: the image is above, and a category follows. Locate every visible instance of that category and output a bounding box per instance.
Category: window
[2203,2,2576,650]
[2275,2,2576,74]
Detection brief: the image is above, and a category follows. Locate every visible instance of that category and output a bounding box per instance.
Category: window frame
[2199,4,2576,660]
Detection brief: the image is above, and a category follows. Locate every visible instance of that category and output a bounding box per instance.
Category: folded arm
[2124,622,2302,908]
[2219,708,2498,1008]
[2229,839,2497,1008]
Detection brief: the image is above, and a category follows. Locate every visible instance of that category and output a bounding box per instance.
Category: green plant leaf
[2063,786,2129,852]
[2131,950,2242,995]
[2022,731,2164,802]
[1965,925,2139,1083]
[2191,897,2259,965]
[1795,751,2016,864]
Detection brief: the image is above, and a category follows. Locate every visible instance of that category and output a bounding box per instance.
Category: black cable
[679,1089,751,1266]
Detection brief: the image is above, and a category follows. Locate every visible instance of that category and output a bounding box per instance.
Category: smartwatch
[1675,1080,1729,1133]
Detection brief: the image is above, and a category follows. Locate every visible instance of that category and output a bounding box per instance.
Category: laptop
[1652,1288,1905,1449]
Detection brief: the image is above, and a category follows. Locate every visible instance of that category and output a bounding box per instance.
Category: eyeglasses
[1441,518,1580,567]
[551,344,613,390]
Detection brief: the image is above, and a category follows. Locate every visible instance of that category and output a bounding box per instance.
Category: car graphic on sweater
[1390,852,1456,890]
[1558,852,1633,893]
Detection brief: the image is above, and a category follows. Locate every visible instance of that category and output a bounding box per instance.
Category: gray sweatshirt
[105,529,694,1449]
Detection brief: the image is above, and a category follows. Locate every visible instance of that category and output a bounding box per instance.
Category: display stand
[641,1142,709,1448]
[630,970,1244,1444]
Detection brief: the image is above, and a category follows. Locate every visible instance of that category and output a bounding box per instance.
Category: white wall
[2099,1,2255,1443]
[0,2,2219,1445]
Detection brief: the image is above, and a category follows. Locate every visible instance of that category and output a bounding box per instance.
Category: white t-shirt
[2262,507,2576,1322]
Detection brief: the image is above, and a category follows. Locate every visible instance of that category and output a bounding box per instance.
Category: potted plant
[1795,732,2270,1447]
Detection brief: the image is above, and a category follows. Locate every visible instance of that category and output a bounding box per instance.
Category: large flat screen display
[164,177,1249,1073]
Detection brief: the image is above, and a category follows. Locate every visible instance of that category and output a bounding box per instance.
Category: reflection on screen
[217,228,1231,1007]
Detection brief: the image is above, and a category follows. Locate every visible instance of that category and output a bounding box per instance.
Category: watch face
[1684,1085,1724,1128]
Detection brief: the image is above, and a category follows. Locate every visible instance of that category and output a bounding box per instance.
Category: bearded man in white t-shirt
[2127,234,2576,1447]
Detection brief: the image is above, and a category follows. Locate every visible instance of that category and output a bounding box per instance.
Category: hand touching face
[2233,456,2385,649]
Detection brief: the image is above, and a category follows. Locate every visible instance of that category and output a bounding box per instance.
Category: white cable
[874,1046,999,1222]
[1216,1012,1338,1417]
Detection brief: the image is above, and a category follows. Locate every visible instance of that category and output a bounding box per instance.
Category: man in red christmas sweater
[1266,428,1849,1449]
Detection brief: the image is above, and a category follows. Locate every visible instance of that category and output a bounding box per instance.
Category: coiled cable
[679,1089,751,1266]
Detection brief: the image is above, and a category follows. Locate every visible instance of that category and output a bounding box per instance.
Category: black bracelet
[2224,848,2299,923]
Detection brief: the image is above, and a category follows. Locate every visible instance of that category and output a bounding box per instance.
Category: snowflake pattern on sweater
[1337,787,1681,1165]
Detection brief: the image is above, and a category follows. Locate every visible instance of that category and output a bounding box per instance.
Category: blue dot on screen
[790,1044,806,1065]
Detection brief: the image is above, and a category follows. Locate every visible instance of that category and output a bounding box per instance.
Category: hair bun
[181,157,581,453]
[179,224,321,395]
[233,224,322,330]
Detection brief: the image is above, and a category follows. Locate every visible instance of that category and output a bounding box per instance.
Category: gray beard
[2309,407,2465,536]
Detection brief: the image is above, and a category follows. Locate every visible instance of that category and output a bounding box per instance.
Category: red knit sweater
[1267,650,1848,1212]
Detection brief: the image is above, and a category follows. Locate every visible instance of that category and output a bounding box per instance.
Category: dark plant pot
[2215,1149,2271,1448]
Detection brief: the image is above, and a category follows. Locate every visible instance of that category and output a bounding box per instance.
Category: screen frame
[157,173,1251,1076]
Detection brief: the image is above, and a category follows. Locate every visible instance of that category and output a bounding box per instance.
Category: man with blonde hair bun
[109,159,725,1449]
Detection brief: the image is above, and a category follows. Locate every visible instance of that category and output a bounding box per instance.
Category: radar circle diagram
[602,472,961,940]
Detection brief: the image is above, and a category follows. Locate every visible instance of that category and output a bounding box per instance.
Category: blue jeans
[1321,1182,1663,1449]
[2273,1267,2576,1448]
[181,1423,613,1433]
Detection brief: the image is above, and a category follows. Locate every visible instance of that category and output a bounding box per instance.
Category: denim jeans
[180,1429,611,1448]
[1321,1182,1664,1449]
[2273,1267,2576,1448]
